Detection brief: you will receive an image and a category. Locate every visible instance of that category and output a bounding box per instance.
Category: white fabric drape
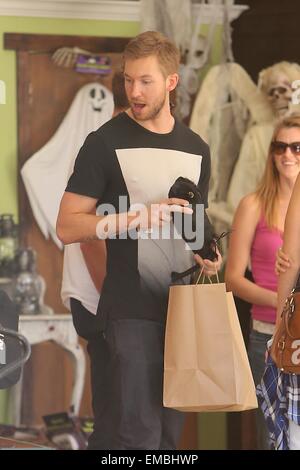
[140,0,192,52]
[21,82,114,249]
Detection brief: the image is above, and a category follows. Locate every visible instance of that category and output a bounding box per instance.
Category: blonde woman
[225,114,300,449]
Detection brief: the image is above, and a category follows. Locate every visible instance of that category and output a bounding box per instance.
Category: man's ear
[167,73,179,92]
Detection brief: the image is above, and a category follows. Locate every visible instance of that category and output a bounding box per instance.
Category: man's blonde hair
[123,31,180,77]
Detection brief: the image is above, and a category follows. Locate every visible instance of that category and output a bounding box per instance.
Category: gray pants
[87,318,185,450]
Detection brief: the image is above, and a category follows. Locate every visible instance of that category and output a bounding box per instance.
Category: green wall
[0,14,226,447]
[0,18,223,220]
[0,16,139,220]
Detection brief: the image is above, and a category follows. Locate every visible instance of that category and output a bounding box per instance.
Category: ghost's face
[266,72,292,116]
[89,86,107,112]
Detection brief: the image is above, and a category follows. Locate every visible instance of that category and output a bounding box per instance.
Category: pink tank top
[250,215,283,323]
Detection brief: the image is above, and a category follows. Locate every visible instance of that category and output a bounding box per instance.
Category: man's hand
[194,247,222,278]
[275,247,290,275]
[136,198,193,231]
[95,198,193,239]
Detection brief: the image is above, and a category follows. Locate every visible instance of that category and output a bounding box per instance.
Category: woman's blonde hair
[123,31,180,78]
[255,113,300,228]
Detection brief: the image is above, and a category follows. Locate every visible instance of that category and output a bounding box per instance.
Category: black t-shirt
[66,112,211,326]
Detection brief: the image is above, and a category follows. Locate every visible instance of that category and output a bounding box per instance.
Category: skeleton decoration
[140,0,192,52]
[140,0,218,120]
[190,60,300,258]
[21,83,114,248]
[190,62,273,211]
[52,46,97,68]
[264,74,292,116]
[258,62,300,116]
[227,61,300,215]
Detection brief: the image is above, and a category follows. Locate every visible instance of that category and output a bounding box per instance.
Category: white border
[0,0,248,23]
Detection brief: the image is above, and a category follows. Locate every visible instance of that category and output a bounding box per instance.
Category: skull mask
[266,72,292,116]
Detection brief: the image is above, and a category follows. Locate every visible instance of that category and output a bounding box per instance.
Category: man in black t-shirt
[57,31,221,450]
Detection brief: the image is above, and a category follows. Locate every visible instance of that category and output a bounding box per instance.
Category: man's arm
[56,191,141,245]
[276,174,300,327]
[56,191,193,245]
[56,192,104,244]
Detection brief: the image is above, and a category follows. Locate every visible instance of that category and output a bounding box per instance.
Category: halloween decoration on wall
[21,82,114,249]
[75,54,111,75]
[226,61,300,216]
[190,60,300,257]
[191,62,273,211]
[259,62,295,117]
[52,46,87,68]
[140,0,192,53]
[52,46,111,76]
[139,0,218,121]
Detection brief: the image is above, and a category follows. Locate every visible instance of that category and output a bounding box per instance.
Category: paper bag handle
[195,266,219,285]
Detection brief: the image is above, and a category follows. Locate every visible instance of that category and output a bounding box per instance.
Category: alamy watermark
[95,196,205,251]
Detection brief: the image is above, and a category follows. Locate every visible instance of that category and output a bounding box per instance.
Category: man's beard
[131,95,166,121]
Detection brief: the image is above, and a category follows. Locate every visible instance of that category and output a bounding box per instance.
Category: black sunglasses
[271,141,300,156]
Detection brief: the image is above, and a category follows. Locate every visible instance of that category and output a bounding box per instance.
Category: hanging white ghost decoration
[21,82,114,248]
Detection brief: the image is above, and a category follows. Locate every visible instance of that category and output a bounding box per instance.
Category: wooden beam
[4,33,130,53]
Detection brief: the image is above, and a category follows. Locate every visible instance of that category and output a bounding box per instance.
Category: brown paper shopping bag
[163,280,258,412]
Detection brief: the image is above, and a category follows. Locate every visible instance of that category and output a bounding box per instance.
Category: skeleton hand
[52,47,95,68]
